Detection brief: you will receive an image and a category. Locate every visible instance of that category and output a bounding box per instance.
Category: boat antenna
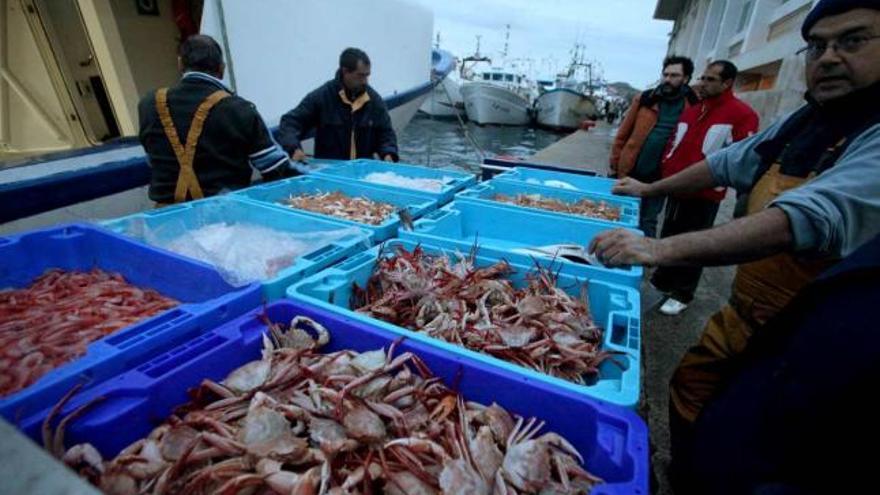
[475,35,482,57]
[502,24,510,58]
[435,32,441,49]
[586,62,594,95]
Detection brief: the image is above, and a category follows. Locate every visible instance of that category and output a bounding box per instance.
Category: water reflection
[398,114,566,172]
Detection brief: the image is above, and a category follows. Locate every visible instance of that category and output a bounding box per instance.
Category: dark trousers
[651,197,720,303]
[668,400,699,495]
[630,169,665,238]
[638,195,666,238]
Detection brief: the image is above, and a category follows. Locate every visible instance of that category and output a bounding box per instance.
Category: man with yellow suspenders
[139,35,296,206]
[590,0,880,487]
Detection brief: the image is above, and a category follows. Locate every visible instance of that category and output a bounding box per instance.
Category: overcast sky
[411,0,673,89]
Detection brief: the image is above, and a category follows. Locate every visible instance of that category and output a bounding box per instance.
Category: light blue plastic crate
[0,223,261,422]
[400,201,643,288]
[233,175,439,242]
[310,158,477,204]
[288,239,641,408]
[101,196,372,301]
[456,179,639,227]
[495,166,635,200]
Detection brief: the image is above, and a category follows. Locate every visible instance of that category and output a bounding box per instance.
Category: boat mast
[460,35,491,79]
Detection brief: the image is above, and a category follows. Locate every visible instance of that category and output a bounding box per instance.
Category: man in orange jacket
[610,56,698,237]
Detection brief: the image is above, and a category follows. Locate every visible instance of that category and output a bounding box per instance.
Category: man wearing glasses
[591,0,880,484]
[651,60,759,316]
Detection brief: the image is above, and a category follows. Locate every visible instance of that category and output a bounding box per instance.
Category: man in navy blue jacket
[278,48,398,162]
[676,232,880,494]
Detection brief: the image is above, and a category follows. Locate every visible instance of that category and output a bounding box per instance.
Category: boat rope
[438,80,487,162]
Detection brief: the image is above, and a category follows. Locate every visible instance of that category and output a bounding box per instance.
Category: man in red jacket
[653,60,759,315]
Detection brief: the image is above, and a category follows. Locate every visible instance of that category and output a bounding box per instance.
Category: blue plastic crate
[400,201,643,288]
[0,223,261,423]
[23,300,648,494]
[101,196,372,301]
[233,175,439,242]
[495,167,633,200]
[456,179,640,228]
[310,158,477,204]
[288,239,641,408]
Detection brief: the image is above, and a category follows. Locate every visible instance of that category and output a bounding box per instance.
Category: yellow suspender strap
[155,88,230,203]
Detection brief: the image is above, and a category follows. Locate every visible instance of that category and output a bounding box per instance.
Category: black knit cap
[802,0,880,39]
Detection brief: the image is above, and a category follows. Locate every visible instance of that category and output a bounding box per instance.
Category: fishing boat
[459,28,535,126]
[419,33,465,118]
[0,0,452,231]
[534,45,599,131]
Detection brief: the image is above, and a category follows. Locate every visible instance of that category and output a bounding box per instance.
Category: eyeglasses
[797,33,880,61]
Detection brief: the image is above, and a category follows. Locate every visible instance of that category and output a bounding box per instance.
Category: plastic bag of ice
[122,204,367,286]
[363,171,455,192]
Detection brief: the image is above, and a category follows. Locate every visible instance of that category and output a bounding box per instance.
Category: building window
[729,40,744,57]
[736,60,783,92]
[737,0,754,33]
[767,3,811,41]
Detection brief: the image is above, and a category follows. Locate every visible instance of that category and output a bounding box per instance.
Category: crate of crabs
[310,158,478,204]
[456,179,639,228]
[35,300,648,494]
[288,239,641,408]
[234,175,439,242]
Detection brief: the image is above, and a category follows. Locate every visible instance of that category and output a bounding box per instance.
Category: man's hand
[613,177,652,197]
[291,149,308,162]
[589,229,663,267]
[383,154,394,162]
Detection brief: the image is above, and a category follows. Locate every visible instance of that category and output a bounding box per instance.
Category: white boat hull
[535,89,597,130]
[1,0,446,233]
[201,0,433,126]
[419,78,463,117]
[461,82,531,125]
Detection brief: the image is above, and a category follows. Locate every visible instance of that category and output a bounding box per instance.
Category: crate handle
[138,331,229,380]
[334,251,374,271]
[104,310,192,349]
[302,243,343,263]
[144,203,189,217]
[606,313,640,354]
[424,209,452,222]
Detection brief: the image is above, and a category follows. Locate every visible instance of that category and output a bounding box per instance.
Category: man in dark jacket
[278,48,398,162]
[680,232,880,495]
[139,35,295,205]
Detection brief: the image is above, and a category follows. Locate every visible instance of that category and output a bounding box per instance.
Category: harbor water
[397,113,567,172]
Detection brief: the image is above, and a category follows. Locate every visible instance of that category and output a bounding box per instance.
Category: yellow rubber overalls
[154,88,230,206]
[669,148,845,423]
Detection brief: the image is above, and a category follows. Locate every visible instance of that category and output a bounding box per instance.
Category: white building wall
[659,0,816,127]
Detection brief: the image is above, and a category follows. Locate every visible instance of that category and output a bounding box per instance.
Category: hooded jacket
[277,73,398,161]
